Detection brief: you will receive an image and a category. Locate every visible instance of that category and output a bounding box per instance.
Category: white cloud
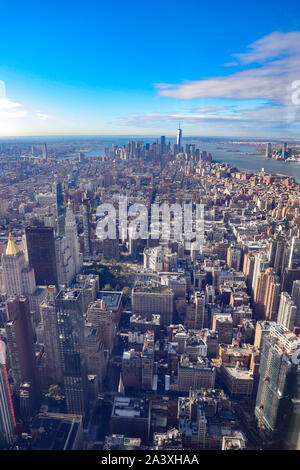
[0,110,28,118]
[155,31,300,106]
[0,98,28,118]
[0,98,22,111]
[36,112,49,120]
[233,31,300,64]
[149,31,300,134]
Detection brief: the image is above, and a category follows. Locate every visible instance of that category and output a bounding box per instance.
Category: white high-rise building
[252,252,269,295]
[55,236,76,287]
[1,234,36,296]
[278,292,298,330]
[55,201,83,287]
[176,124,182,152]
[65,200,82,274]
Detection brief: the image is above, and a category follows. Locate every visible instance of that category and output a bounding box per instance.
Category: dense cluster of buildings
[0,132,300,450]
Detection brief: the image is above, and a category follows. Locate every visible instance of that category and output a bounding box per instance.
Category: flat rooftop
[111,396,149,419]
[30,413,82,450]
[223,366,253,380]
[98,291,122,310]
[56,289,81,301]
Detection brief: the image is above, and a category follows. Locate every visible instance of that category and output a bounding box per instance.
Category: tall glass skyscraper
[55,288,87,416]
[176,124,182,153]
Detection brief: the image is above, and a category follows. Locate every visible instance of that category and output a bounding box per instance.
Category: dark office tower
[25,226,58,287]
[5,297,39,392]
[81,195,91,259]
[160,136,166,152]
[19,380,36,423]
[273,237,285,275]
[288,237,300,269]
[0,339,16,448]
[40,286,63,385]
[282,142,287,158]
[54,181,66,236]
[291,280,300,328]
[78,152,85,162]
[281,267,300,295]
[255,324,300,442]
[55,289,87,415]
[42,143,48,160]
[285,366,300,450]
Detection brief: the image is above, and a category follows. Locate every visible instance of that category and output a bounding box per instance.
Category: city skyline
[1,134,300,450]
[0,0,300,137]
[1,0,300,454]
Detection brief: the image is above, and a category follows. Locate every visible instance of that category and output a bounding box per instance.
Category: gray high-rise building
[291,280,300,328]
[277,292,298,331]
[288,237,300,269]
[55,288,87,415]
[81,195,91,258]
[160,136,166,152]
[265,142,272,157]
[255,325,300,440]
[42,143,48,160]
[54,181,66,237]
[40,286,63,385]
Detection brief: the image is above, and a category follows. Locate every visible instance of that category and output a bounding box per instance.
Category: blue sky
[0,0,300,137]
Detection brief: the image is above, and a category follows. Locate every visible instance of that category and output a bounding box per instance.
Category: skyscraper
[65,200,82,274]
[87,299,116,354]
[5,296,39,413]
[0,339,16,448]
[1,233,36,296]
[255,324,300,439]
[141,331,154,390]
[288,237,300,269]
[265,142,272,157]
[40,286,63,385]
[81,194,91,259]
[277,292,298,331]
[291,280,300,328]
[42,143,48,160]
[176,124,182,153]
[55,289,87,415]
[54,181,66,237]
[25,226,58,287]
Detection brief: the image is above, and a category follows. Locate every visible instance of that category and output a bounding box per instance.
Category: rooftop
[111,396,149,419]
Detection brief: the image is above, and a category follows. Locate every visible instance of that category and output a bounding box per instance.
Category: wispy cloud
[145,32,300,133]
[121,105,295,127]
[155,31,300,105]
[0,97,28,118]
[233,31,300,64]
[36,111,49,120]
